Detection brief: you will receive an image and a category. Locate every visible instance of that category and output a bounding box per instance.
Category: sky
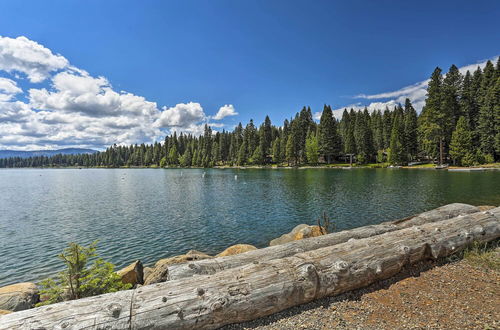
[0,0,499,150]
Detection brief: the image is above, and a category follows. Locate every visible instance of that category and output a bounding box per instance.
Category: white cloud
[0,36,236,150]
[155,102,206,128]
[0,36,69,82]
[0,77,22,101]
[350,57,497,113]
[212,104,238,120]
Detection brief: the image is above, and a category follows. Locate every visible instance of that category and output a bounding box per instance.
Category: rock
[216,244,258,257]
[477,205,496,211]
[292,225,324,240]
[269,224,325,246]
[0,282,39,311]
[0,310,12,315]
[144,250,213,285]
[117,260,144,286]
[143,267,154,283]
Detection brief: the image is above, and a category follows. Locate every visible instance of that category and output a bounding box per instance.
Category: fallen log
[147,203,479,283]
[1,206,498,330]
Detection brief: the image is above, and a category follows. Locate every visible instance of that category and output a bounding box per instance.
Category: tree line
[1,58,498,168]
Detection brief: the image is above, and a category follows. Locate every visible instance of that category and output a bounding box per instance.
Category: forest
[1,58,498,168]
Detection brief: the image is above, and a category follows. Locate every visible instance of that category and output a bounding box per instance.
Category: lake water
[0,168,499,287]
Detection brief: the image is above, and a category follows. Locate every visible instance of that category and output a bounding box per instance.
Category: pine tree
[318,105,340,163]
[477,61,497,158]
[418,67,444,162]
[168,143,179,165]
[403,99,418,160]
[237,141,247,165]
[441,64,463,139]
[382,107,392,149]
[388,111,406,165]
[353,109,373,163]
[261,115,273,156]
[271,137,282,164]
[450,116,474,166]
[180,147,192,167]
[371,110,384,153]
[305,130,319,164]
[285,134,296,166]
[342,109,356,156]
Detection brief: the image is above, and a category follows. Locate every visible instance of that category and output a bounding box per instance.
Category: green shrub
[37,241,131,306]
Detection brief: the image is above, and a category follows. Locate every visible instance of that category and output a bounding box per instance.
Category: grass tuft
[447,239,500,271]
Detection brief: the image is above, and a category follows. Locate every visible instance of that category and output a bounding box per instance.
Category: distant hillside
[0,148,98,159]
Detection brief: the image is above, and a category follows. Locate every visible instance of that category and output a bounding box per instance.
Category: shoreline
[1,164,499,170]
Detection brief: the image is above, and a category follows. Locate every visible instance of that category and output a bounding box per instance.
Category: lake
[0,168,499,287]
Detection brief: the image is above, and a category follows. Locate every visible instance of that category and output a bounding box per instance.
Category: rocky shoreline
[0,223,327,314]
[0,204,497,325]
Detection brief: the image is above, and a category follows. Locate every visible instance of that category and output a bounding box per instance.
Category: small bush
[37,241,131,306]
[317,211,336,235]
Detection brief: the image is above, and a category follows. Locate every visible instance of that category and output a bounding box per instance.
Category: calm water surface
[0,168,499,286]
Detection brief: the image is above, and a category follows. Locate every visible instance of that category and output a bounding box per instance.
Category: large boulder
[117,260,144,286]
[0,282,39,311]
[216,244,257,257]
[144,250,212,285]
[269,224,325,246]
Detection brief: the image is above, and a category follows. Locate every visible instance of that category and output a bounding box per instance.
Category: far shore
[2,163,500,171]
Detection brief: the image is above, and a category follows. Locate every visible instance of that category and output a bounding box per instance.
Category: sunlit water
[0,168,499,286]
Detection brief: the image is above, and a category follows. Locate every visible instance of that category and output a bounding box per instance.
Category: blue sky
[0,0,498,150]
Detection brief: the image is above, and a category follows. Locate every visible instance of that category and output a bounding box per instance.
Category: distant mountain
[0,148,98,159]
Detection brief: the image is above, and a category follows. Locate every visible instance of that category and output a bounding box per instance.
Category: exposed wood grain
[1,205,497,330]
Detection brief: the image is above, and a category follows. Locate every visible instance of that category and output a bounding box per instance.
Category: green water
[0,168,499,286]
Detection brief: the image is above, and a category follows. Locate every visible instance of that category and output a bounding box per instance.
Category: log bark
[1,206,498,330]
[147,203,479,284]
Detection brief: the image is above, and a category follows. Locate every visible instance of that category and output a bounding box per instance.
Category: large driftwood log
[147,203,479,283]
[1,207,498,330]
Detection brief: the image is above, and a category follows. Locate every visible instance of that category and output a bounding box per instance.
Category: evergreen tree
[237,141,247,165]
[260,115,273,157]
[167,143,179,165]
[342,109,356,156]
[305,130,319,164]
[285,134,296,166]
[271,137,282,164]
[418,67,444,162]
[353,109,373,163]
[388,111,406,165]
[441,64,463,139]
[403,99,418,160]
[318,105,340,163]
[382,107,392,149]
[180,147,192,167]
[450,116,474,166]
[477,60,497,158]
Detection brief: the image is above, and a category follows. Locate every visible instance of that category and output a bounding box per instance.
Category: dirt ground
[225,249,500,330]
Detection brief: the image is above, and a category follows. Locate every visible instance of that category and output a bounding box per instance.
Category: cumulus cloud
[0,77,22,101]
[0,36,235,150]
[212,104,238,120]
[155,102,206,128]
[0,36,69,82]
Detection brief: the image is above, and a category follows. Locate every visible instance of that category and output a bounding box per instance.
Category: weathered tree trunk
[147,203,479,284]
[1,207,498,330]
